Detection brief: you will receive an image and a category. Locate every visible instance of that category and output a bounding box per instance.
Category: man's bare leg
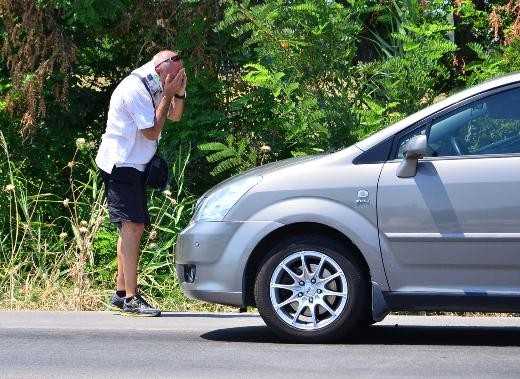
[119,221,144,298]
[116,235,126,292]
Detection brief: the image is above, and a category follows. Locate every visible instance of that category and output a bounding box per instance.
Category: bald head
[153,51,175,67]
[153,50,183,86]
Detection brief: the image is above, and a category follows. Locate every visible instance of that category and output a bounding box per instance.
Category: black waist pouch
[144,154,169,190]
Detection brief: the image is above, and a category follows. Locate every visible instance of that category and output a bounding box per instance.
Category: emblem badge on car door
[356,189,370,206]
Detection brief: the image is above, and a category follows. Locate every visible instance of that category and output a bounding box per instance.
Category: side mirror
[396,134,427,178]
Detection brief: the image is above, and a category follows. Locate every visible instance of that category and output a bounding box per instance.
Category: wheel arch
[243,222,372,307]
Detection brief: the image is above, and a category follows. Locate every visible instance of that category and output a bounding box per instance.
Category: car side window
[427,87,520,157]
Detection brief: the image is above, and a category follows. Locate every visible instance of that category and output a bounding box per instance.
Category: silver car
[175,73,520,343]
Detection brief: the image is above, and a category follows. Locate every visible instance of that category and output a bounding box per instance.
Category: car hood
[240,155,323,177]
[201,155,322,199]
[201,145,363,200]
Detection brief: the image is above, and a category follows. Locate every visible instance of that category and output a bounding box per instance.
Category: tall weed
[0,132,226,311]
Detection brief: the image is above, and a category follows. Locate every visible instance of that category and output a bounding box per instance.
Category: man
[95,51,187,317]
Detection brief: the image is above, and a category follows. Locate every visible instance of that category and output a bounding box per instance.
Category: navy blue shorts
[100,167,150,226]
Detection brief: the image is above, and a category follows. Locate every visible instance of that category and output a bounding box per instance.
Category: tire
[254,235,368,343]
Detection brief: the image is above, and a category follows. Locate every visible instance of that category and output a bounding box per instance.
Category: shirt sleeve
[124,77,156,130]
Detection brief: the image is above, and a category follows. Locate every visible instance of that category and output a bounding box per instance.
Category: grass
[0,131,235,312]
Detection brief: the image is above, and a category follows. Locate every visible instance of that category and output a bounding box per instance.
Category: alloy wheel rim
[269,250,348,331]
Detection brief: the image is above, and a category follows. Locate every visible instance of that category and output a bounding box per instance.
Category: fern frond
[210,158,242,176]
[206,149,235,163]
[198,142,228,152]
[290,3,319,15]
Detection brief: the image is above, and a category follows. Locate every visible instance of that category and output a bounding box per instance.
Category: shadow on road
[159,313,258,319]
[201,324,520,346]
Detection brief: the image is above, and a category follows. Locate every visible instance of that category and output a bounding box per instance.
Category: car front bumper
[174,220,283,307]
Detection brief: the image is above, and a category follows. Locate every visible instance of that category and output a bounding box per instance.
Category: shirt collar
[134,60,163,94]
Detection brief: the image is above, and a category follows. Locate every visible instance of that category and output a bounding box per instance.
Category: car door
[377,86,520,295]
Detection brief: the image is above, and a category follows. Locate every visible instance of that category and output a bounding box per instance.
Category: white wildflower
[63,198,70,207]
[149,230,157,240]
[67,161,74,169]
[76,138,86,148]
[80,220,88,227]
[59,232,68,240]
[163,190,172,197]
[79,227,88,234]
[260,145,271,153]
[4,184,15,192]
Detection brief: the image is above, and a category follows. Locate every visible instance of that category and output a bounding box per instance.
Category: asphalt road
[0,312,519,378]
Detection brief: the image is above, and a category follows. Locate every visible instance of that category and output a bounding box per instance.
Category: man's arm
[167,95,185,121]
[141,69,185,141]
[167,72,186,121]
[141,95,173,141]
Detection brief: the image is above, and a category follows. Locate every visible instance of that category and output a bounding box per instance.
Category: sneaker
[110,292,125,311]
[122,294,161,317]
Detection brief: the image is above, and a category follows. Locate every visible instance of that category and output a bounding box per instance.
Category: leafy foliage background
[1,0,520,309]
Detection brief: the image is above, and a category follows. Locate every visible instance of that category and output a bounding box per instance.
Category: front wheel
[254,236,368,343]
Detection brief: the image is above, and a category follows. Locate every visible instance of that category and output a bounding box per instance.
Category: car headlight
[194,176,262,221]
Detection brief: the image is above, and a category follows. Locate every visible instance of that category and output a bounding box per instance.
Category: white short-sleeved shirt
[95,61,164,173]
